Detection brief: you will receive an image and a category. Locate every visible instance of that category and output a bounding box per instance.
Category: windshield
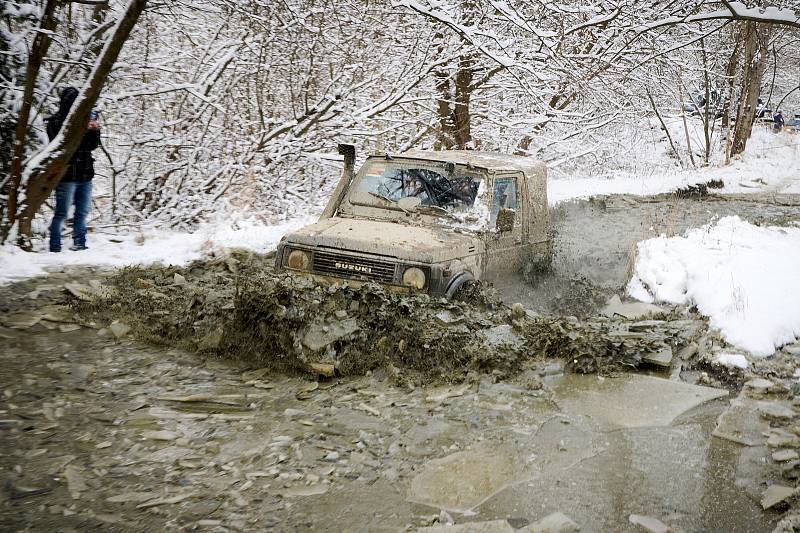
[348,161,483,215]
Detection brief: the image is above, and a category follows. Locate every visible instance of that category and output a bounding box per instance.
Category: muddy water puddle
[3,193,798,531]
[498,194,800,314]
[0,325,776,531]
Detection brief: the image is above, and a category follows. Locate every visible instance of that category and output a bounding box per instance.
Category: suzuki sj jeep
[275,145,549,298]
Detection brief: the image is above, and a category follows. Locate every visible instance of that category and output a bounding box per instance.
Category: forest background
[1,0,799,246]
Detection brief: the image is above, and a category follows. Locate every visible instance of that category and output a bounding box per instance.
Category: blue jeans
[49,181,92,251]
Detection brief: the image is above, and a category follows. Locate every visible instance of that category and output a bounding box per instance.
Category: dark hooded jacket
[46,87,101,183]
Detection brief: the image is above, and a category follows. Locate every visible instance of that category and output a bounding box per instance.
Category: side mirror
[496,208,515,233]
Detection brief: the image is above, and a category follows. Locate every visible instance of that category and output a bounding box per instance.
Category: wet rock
[136,493,194,509]
[63,464,87,498]
[758,402,797,423]
[540,362,563,376]
[482,324,524,349]
[783,344,800,357]
[434,310,464,326]
[642,346,672,367]
[302,318,359,351]
[773,449,799,462]
[768,429,800,448]
[306,362,335,377]
[745,378,776,395]
[417,520,515,533]
[282,485,329,497]
[106,491,157,503]
[601,295,666,320]
[324,451,339,461]
[283,408,306,419]
[109,322,131,339]
[5,481,52,500]
[425,383,470,403]
[628,514,669,533]
[408,446,521,513]
[713,397,771,446]
[142,430,178,441]
[64,282,95,301]
[773,511,800,533]
[296,382,319,400]
[134,278,154,289]
[1,312,43,329]
[520,512,579,533]
[761,484,796,510]
[198,327,224,350]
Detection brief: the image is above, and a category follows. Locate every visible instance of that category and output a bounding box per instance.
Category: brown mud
[67,253,698,384]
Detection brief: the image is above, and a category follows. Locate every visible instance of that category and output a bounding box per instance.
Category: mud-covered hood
[282,217,482,263]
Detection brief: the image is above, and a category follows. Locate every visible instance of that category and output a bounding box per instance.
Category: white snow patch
[0,216,314,285]
[548,126,800,205]
[715,353,749,370]
[628,216,800,357]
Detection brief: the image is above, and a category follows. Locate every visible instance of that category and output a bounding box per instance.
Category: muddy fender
[445,272,475,300]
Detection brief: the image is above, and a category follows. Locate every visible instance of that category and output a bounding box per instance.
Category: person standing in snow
[46,87,101,252]
[773,110,784,133]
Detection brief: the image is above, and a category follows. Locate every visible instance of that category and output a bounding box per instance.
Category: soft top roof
[377,149,545,176]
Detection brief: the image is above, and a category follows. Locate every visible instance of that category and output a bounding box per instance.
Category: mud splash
[69,253,697,383]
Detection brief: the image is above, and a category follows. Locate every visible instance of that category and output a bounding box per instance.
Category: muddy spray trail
[496,193,800,316]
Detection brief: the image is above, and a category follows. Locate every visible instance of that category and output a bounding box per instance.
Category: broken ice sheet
[281,485,329,497]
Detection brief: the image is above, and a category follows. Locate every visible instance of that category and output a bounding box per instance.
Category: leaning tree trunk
[732,22,770,156]
[1,0,59,239]
[10,0,148,249]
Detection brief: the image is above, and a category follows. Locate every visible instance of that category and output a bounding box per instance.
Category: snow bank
[549,125,800,205]
[628,216,800,356]
[0,216,314,285]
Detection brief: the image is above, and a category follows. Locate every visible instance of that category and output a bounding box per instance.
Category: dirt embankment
[69,252,700,384]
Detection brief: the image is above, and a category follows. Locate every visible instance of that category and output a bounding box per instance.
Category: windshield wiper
[365,191,410,213]
[366,191,396,204]
[414,204,457,220]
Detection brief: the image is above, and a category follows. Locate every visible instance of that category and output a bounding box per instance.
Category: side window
[490,177,517,227]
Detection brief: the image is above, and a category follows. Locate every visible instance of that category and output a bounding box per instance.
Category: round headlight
[287,249,311,270]
[402,267,426,289]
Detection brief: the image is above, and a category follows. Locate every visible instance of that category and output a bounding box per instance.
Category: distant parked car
[790,114,800,134]
[683,90,725,119]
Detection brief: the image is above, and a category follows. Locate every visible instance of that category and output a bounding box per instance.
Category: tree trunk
[11,0,148,249]
[1,0,59,238]
[433,30,454,150]
[721,31,742,164]
[453,53,474,149]
[732,22,770,156]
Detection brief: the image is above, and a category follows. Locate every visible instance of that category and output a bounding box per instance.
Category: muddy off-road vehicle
[276,145,549,298]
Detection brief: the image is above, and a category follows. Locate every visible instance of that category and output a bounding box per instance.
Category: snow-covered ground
[0,216,314,284]
[628,216,800,357]
[548,126,800,204]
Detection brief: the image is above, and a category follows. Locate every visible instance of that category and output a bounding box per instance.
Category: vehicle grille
[312,251,396,283]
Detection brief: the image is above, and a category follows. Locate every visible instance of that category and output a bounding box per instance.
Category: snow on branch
[642,1,800,31]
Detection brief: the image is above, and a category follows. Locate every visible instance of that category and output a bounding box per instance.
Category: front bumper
[275,243,449,296]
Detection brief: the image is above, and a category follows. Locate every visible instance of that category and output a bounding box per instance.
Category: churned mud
[2,192,800,532]
[499,192,800,315]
